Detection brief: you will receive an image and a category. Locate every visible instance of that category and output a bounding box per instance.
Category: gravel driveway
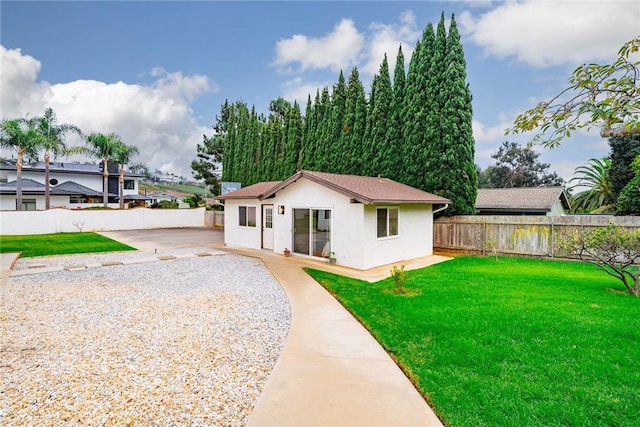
[0,250,291,426]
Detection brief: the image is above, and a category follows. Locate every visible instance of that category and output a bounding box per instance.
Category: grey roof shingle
[53,181,104,197]
[216,181,282,200]
[218,171,450,205]
[0,179,76,195]
[0,179,114,197]
[476,187,570,212]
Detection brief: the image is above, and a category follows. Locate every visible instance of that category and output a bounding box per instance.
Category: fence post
[550,217,554,258]
[482,220,486,256]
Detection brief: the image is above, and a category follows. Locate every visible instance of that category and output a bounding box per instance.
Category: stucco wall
[271,178,366,269]
[0,207,205,235]
[220,178,435,270]
[547,199,566,216]
[362,204,433,270]
[0,195,71,210]
[222,199,263,250]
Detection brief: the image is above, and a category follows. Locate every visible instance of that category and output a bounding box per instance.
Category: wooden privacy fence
[204,210,224,228]
[434,215,640,258]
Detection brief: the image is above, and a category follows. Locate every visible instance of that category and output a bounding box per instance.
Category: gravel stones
[0,252,291,426]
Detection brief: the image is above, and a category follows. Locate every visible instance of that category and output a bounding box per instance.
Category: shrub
[390,265,408,294]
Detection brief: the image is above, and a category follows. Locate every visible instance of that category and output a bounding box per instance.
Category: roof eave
[366,199,451,205]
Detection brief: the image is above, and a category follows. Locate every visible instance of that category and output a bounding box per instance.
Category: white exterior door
[262,205,274,250]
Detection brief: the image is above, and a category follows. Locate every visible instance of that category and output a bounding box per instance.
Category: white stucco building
[0,162,143,210]
[216,170,450,270]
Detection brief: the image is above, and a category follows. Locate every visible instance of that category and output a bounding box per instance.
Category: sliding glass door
[293,208,331,258]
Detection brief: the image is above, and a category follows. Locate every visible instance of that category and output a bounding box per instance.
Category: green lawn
[307,256,640,427]
[0,232,136,257]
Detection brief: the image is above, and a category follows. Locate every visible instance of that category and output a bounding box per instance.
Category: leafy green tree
[35,108,82,209]
[616,155,640,215]
[129,162,150,179]
[0,117,43,210]
[558,223,640,296]
[507,36,640,147]
[609,134,640,200]
[83,132,124,207]
[568,158,614,213]
[191,133,223,195]
[481,141,563,188]
[113,141,139,209]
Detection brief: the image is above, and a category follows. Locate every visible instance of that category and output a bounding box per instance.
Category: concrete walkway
[218,245,445,426]
[1,228,446,426]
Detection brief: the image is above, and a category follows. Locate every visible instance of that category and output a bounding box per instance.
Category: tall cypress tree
[368,54,393,177]
[385,46,406,181]
[423,13,448,191]
[328,71,347,173]
[300,94,315,170]
[434,14,477,214]
[343,67,367,175]
[404,24,435,189]
[362,74,378,176]
[283,102,303,177]
[314,87,332,172]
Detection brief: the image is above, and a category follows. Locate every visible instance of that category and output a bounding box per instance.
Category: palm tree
[0,118,43,210]
[35,108,82,209]
[569,158,615,213]
[83,132,123,207]
[113,141,140,209]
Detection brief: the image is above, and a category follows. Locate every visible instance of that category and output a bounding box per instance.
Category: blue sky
[1,1,639,183]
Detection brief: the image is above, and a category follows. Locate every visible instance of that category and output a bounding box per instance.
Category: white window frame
[376,207,399,239]
[239,205,257,228]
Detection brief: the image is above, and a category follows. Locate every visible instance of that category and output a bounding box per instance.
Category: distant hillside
[139,181,209,198]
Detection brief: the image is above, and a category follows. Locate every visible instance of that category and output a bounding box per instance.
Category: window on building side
[377,207,399,238]
[239,206,257,227]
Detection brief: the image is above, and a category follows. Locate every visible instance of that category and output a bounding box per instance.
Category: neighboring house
[150,171,181,184]
[146,191,178,205]
[475,187,571,216]
[0,161,143,210]
[216,170,450,270]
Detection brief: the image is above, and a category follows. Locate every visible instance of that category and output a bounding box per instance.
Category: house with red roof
[216,170,450,270]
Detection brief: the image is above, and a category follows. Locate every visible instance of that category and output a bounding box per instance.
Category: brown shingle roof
[262,170,451,204]
[476,187,570,212]
[215,181,282,200]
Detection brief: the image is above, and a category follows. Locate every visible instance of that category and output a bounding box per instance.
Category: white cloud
[362,10,419,75]
[273,18,365,72]
[281,77,329,108]
[273,11,421,79]
[0,45,215,179]
[472,118,510,145]
[0,46,52,117]
[459,0,639,66]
